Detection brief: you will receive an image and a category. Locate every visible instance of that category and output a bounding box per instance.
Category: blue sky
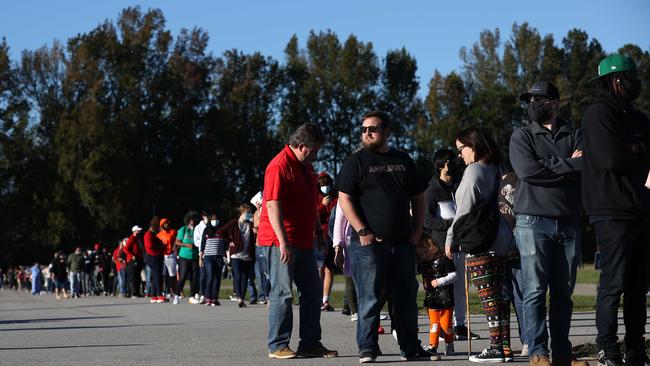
[2,0,649,94]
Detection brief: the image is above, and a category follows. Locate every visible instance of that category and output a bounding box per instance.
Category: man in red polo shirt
[258,123,337,360]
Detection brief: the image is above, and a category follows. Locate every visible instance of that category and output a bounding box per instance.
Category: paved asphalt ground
[0,290,641,366]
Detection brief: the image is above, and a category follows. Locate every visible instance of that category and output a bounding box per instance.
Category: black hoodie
[424,175,456,246]
[581,92,650,218]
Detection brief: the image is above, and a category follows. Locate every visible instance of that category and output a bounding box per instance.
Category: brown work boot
[296,342,338,358]
[530,354,552,366]
[269,346,297,359]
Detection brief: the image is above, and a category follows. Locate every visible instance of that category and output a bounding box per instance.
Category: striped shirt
[202,229,226,257]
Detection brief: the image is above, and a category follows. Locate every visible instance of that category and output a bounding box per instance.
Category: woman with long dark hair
[445,127,514,363]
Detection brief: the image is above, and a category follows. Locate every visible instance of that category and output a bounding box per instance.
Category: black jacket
[509,119,583,218]
[423,176,455,246]
[581,92,650,218]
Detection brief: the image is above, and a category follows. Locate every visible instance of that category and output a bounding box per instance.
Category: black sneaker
[597,350,622,366]
[341,305,351,315]
[468,348,506,363]
[400,347,439,361]
[454,325,480,340]
[359,350,376,363]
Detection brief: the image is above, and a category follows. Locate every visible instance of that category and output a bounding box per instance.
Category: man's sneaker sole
[469,356,506,363]
[359,356,376,363]
[268,353,296,359]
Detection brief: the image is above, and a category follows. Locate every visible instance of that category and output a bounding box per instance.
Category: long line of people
[2,54,648,366]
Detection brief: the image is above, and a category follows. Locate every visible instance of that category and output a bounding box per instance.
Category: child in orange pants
[416,233,457,358]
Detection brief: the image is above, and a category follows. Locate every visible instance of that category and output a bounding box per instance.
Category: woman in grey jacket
[445,127,514,363]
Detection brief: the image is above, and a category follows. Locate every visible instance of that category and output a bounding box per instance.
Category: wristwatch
[358,228,370,236]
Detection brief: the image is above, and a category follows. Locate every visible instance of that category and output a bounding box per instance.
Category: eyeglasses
[529,96,551,103]
[458,145,467,154]
[361,125,382,134]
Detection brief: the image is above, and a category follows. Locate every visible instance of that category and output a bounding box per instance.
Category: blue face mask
[245,213,253,222]
[210,220,220,227]
[320,185,332,195]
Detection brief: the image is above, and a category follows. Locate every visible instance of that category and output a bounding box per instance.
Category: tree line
[1,7,649,265]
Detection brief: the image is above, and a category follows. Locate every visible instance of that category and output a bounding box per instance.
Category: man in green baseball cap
[582,54,650,366]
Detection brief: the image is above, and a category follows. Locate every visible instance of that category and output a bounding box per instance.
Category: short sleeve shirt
[176,226,198,260]
[258,145,318,250]
[335,148,427,244]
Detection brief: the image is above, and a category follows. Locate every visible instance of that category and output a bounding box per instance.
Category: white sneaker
[350,313,358,322]
[172,295,179,305]
[189,297,199,304]
[229,295,240,302]
[392,329,398,341]
[199,295,205,304]
[379,314,389,320]
[520,344,528,357]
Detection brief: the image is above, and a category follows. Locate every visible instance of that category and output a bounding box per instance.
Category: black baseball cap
[519,81,560,102]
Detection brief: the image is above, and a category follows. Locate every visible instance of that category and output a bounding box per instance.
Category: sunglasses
[361,125,382,134]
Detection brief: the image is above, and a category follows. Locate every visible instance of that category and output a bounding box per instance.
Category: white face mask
[210,220,219,227]
[320,185,332,195]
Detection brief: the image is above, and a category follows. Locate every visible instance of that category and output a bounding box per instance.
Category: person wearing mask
[67,247,84,298]
[258,123,338,359]
[509,81,585,366]
[193,210,209,304]
[176,212,200,304]
[221,204,256,308]
[316,172,337,312]
[336,111,431,363]
[424,148,479,342]
[124,225,143,298]
[582,54,650,366]
[157,218,178,300]
[200,213,227,306]
[144,216,166,304]
[446,127,514,362]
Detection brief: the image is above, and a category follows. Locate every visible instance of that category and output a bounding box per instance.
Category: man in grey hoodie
[509,81,586,366]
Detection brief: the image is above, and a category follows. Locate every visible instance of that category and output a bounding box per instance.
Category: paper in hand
[438,201,457,220]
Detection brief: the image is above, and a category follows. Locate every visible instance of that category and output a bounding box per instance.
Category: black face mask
[448,157,466,181]
[527,100,555,124]
[621,77,642,101]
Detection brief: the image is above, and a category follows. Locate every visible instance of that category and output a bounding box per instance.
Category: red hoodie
[123,234,142,262]
[144,230,165,257]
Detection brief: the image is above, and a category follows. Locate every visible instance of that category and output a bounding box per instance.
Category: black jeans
[146,255,164,297]
[593,218,650,361]
[177,258,199,297]
[126,260,142,297]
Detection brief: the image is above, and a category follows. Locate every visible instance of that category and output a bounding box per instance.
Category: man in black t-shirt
[336,111,430,363]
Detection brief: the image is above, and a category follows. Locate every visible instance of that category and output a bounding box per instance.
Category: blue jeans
[69,272,81,295]
[504,255,528,346]
[349,237,420,356]
[117,268,127,295]
[199,264,206,296]
[204,255,224,300]
[255,246,270,301]
[231,258,253,300]
[515,214,580,359]
[144,263,152,296]
[264,245,322,352]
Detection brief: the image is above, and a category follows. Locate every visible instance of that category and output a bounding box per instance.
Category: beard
[362,135,387,151]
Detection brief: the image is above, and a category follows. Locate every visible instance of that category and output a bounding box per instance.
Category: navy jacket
[509,119,583,218]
